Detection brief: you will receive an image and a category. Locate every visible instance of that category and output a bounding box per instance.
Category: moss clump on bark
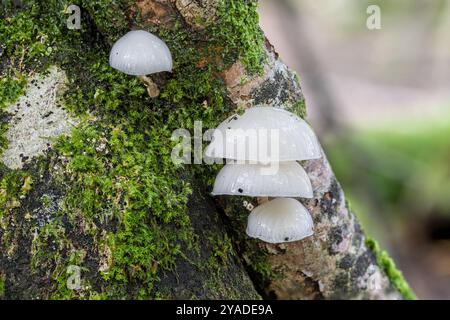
[0,77,27,110]
[287,97,307,120]
[212,0,265,73]
[0,165,31,219]
[0,77,27,153]
[0,273,4,298]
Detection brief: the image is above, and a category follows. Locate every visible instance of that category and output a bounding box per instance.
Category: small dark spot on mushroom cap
[43,111,53,118]
[227,116,239,123]
[238,188,243,193]
[285,237,289,241]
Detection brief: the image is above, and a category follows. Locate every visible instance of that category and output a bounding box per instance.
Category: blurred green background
[259,0,450,299]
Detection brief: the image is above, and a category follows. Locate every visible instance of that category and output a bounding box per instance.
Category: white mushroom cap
[109,30,172,76]
[246,198,314,243]
[212,161,313,198]
[204,107,321,162]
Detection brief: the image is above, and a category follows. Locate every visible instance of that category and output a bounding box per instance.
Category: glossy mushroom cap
[109,30,172,76]
[204,107,321,162]
[212,161,313,198]
[246,198,314,243]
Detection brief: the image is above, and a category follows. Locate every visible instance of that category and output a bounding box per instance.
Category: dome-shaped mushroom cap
[246,198,314,244]
[109,30,172,76]
[212,161,313,198]
[204,107,321,162]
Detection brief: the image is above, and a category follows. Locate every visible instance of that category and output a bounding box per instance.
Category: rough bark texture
[0,0,412,299]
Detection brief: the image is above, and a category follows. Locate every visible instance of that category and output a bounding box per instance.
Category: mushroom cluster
[205,106,322,244]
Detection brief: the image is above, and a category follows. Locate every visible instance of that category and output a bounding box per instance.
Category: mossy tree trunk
[0,0,414,299]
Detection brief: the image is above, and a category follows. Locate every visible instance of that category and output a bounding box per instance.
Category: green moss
[245,251,274,283]
[287,97,307,119]
[81,0,133,42]
[40,194,52,208]
[0,165,30,219]
[54,121,195,297]
[0,0,76,73]
[212,0,265,73]
[30,219,67,271]
[365,237,416,300]
[205,233,235,276]
[0,76,27,109]
[0,274,4,298]
[202,233,238,297]
[0,75,27,153]
[0,11,53,67]
[50,249,90,300]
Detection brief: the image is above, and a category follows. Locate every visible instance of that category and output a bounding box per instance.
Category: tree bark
[0,0,412,299]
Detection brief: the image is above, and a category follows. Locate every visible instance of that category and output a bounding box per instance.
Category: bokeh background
[259,0,450,299]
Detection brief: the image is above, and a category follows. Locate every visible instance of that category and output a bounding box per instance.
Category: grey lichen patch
[355,263,399,300]
[97,240,112,273]
[1,66,79,169]
[33,193,62,229]
[338,254,354,270]
[221,47,303,109]
[175,0,219,29]
[251,60,302,108]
